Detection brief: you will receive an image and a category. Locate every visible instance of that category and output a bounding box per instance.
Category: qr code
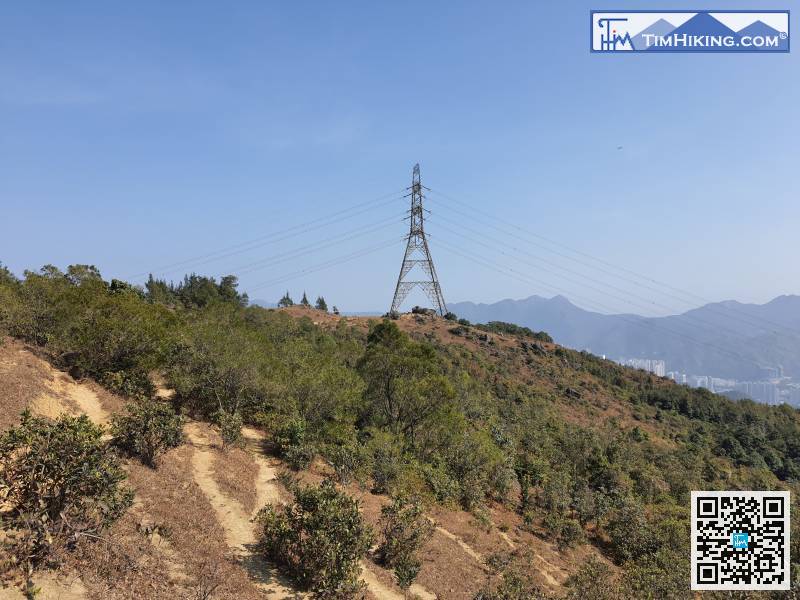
[691,490,790,590]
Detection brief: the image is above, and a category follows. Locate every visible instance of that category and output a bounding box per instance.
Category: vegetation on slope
[0,261,798,597]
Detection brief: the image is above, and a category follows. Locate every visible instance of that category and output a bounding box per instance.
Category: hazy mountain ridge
[450,295,800,379]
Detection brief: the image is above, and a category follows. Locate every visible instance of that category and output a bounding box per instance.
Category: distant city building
[667,371,688,384]
[689,375,712,391]
[734,381,780,404]
[619,358,666,377]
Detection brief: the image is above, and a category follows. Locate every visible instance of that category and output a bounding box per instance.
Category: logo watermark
[591,11,789,53]
[731,532,749,549]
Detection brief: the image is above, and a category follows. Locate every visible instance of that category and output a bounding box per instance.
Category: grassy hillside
[0,263,798,598]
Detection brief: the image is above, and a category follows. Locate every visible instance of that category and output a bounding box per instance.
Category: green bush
[274,417,315,471]
[376,495,435,589]
[421,461,461,505]
[564,556,616,600]
[324,440,372,486]
[474,551,546,600]
[111,400,184,467]
[368,430,405,494]
[256,479,373,597]
[215,409,244,448]
[100,368,155,400]
[0,412,133,585]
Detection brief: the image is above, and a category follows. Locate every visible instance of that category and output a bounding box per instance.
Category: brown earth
[0,322,616,599]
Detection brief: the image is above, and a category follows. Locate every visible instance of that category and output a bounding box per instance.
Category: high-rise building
[619,358,666,377]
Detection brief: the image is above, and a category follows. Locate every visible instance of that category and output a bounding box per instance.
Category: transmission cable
[426,187,800,337]
[129,188,408,279]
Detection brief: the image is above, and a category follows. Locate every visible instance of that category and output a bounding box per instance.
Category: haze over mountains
[449,295,800,380]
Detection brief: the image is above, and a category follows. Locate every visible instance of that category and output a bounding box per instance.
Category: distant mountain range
[449,295,800,380]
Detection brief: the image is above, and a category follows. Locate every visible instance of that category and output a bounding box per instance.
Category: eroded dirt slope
[0,337,610,599]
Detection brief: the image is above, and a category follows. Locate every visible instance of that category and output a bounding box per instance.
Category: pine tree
[332,306,340,315]
[300,291,310,306]
[315,296,328,312]
[278,291,294,307]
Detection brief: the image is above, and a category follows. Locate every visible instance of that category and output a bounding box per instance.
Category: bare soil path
[184,422,300,598]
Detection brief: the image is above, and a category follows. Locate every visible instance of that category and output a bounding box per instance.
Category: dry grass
[212,445,259,515]
[0,337,53,430]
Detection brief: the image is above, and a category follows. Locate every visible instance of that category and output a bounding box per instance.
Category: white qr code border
[691,490,790,591]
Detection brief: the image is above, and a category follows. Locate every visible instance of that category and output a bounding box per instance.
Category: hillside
[0,264,798,598]
[450,294,800,380]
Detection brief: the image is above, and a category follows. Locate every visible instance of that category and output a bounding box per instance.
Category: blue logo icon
[591,11,790,53]
[732,532,749,549]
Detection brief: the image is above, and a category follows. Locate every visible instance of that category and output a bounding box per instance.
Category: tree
[256,479,373,597]
[315,296,328,312]
[165,305,264,418]
[332,306,340,315]
[65,264,104,286]
[278,291,294,307]
[300,291,310,306]
[357,320,455,447]
[219,274,248,307]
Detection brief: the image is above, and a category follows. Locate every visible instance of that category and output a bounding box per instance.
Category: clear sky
[1,1,797,315]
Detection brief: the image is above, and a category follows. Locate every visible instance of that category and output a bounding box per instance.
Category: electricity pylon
[390,164,447,316]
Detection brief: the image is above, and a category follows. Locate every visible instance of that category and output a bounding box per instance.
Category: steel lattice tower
[390,164,447,315]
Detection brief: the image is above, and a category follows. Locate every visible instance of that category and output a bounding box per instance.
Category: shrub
[542,513,585,550]
[376,495,435,589]
[444,311,458,321]
[256,479,373,597]
[444,430,506,511]
[606,501,656,563]
[475,551,546,600]
[421,462,461,505]
[564,556,616,600]
[274,417,315,471]
[475,321,552,343]
[0,412,133,586]
[368,430,405,494]
[111,400,184,467]
[100,367,155,400]
[215,409,244,448]
[325,441,372,486]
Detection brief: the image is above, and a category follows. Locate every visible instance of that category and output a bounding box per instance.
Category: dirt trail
[358,564,404,600]
[2,572,89,600]
[30,373,109,425]
[185,422,300,598]
[241,427,284,508]
[426,515,563,589]
[430,522,484,564]
[240,426,421,600]
[493,528,562,588]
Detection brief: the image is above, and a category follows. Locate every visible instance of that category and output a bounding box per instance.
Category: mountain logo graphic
[591,11,790,53]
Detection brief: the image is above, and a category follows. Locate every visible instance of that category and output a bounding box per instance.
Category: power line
[427,214,800,356]
[129,188,408,279]
[426,187,800,337]
[227,215,403,277]
[431,236,767,369]
[247,237,402,294]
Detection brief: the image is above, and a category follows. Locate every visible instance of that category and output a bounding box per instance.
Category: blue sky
[1,1,797,315]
